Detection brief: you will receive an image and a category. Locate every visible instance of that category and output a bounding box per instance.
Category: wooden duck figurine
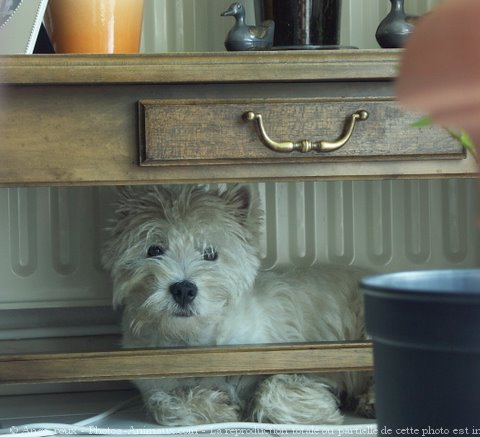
[221,2,274,51]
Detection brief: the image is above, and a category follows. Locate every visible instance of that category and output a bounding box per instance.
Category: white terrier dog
[102,184,374,426]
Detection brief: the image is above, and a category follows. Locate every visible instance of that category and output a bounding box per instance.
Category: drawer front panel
[138,99,464,166]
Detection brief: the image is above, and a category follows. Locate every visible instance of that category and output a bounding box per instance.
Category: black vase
[256,0,342,49]
[376,0,414,48]
[362,269,480,430]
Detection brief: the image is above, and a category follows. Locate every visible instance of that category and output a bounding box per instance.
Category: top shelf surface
[0,49,400,85]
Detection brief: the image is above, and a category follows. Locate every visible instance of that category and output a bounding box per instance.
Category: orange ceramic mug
[44,0,144,54]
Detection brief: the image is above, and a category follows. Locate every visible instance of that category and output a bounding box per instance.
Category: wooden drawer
[139,98,464,166]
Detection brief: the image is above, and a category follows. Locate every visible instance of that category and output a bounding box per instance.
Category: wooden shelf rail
[0,342,373,385]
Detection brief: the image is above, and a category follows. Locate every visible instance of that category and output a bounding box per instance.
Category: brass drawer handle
[243,110,369,153]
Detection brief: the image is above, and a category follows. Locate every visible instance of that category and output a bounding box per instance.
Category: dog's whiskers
[130,317,145,337]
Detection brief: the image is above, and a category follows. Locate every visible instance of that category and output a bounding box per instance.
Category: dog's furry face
[102,185,263,341]
[102,184,375,425]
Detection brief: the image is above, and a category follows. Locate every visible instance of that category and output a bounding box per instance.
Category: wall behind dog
[1,0,477,314]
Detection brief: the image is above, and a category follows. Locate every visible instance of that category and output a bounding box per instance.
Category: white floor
[0,390,377,436]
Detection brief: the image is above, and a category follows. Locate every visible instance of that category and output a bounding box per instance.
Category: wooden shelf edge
[0,50,400,84]
[0,342,373,385]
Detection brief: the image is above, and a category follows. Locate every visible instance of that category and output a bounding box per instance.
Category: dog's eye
[202,247,218,261]
[147,245,165,258]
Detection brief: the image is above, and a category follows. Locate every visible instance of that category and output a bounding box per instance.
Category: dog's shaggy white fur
[102,184,374,426]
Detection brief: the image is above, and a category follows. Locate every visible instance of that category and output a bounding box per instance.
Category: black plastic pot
[361,269,480,432]
[255,0,342,48]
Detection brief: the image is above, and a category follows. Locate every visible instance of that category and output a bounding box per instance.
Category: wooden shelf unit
[0,50,476,385]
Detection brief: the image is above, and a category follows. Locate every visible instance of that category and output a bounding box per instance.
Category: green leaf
[410,116,433,128]
[412,116,477,162]
[447,129,477,160]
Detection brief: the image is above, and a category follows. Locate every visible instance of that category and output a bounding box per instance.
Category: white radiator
[1,180,478,310]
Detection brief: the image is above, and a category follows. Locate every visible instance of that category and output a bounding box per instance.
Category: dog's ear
[222,184,252,212]
[221,184,263,233]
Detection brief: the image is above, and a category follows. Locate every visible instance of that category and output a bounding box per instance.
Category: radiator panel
[1,180,478,309]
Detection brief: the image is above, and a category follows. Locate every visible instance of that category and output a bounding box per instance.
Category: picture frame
[0,0,49,54]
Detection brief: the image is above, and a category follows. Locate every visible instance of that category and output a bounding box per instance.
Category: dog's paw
[355,380,376,419]
[146,387,241,426]
[249,374,343,425]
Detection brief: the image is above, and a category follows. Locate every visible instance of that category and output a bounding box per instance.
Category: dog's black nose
[169,281,198,307]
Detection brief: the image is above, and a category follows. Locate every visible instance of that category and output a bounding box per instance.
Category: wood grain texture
[0,50,399,84]
[0,342,373,384]
[0,58,476,187]
[140,98,464,165]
